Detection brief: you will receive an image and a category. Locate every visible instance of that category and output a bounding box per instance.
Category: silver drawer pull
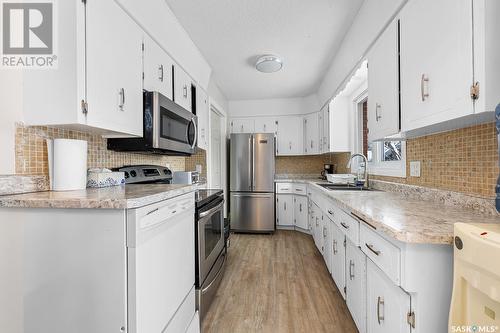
[365,243,381,256]
[146,208,159,216]
[333,240,337,254]
[295,188,303,192]
[377,296,385,324]
[349,260,355,280]
[328,209,334,216]
[340,222,349,229]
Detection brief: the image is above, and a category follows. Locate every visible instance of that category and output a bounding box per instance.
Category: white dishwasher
[127,192,198,333]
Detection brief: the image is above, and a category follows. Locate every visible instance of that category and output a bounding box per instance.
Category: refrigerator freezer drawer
[230,192,275,232]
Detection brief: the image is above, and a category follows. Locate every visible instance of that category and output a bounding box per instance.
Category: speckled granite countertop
[275,178,500,245]
[0,184,199,209]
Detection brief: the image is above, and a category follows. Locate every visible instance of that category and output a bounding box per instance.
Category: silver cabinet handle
[289,141,292,150]
[328,209,334,216]
[299,203,302,212]
[284,202,286,211]
[146,208,159,216]
[158,64,164,82]
[323,226,327,237]
[316,217,319,227]
[333,240,337,254]
[349,260,355,280]
[376,103,382,121]
[310,140,313,149]
[365,243,381,256]
[183,84,188,98]
[377,296,385,324]
[263,124,266,131]
[340,222,349,229]
[118,88,125,110]
[421,74,429,101]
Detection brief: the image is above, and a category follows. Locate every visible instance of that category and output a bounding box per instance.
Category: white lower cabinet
[346,239,367,333]
[366,259,411,333]
[331,221,346,299]
[276,194,294,227]
[294,195,308,230]
[323,216,333,274]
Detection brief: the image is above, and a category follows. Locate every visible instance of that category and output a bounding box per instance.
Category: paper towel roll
[51,139,88,191]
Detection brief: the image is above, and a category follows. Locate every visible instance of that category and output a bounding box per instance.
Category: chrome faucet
[347,153,369,188]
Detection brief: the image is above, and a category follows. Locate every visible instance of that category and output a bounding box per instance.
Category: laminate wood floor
[202,230,358,333]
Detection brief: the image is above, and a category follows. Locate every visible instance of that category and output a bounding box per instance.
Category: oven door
[197,198,225,285]
[153,92,197,154]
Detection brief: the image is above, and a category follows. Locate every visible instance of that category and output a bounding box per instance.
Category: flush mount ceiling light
[255,55,283,73]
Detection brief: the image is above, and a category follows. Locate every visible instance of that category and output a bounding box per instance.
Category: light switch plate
[410,161,421,177]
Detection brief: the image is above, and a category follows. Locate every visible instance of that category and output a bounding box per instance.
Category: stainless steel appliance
[108,91,197,155]
[173,171,200,184]
[195,189,226,320]
[230,133,275,233]
[112,165,172,184]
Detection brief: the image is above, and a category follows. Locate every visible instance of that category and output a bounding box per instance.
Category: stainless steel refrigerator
[230,133,275,233]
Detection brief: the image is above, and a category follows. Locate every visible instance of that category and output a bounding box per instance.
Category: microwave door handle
[191,118,198,149]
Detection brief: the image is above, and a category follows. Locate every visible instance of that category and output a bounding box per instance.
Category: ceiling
[165,0,364,100]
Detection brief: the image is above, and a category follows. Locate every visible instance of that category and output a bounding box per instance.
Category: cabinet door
[346,239,367,333]
[303,113,319,155]
[86,0,143,137]
[276,116,303,155]
[173,64,192,112]
[366,259,411,333]
[329,97,350,152]
[323,218,333,274]
[230,118,255,133]
[367,19,399,141]
[143,35,173,100]
[196,88,209,150]
[276,195,294,226]
[322,107,330,153]
[254,118,277,134]
[293,196,308,230]
[331,222,346,299]
[400,0,473,132]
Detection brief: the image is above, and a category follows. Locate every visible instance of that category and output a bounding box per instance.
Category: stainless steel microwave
[108,91,197,155]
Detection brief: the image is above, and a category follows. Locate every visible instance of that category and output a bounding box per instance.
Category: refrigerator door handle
[252,135,256,191]
[248,136,253,190]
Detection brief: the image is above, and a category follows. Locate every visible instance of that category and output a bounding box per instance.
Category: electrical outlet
[410,161,421,177]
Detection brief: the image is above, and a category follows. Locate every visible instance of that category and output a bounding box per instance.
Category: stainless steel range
[195,189,226,321]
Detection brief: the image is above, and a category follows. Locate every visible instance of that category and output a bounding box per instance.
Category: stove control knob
[124,171,129,179]
[164,169,171,176]
[130,170,137,177]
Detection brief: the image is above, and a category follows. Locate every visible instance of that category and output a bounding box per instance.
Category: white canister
[48,139,88,191]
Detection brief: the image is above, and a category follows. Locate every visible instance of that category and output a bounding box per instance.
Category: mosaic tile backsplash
[275,122,498,198]
[15,123,186,175]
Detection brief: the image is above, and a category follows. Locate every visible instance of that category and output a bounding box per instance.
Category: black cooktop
[195,189,223,208]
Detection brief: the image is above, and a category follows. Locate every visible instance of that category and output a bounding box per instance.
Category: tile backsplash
[275,122,498,198]
[15,123,186,175]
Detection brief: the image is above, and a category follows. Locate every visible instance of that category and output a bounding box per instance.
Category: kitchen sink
[317,183,376,191]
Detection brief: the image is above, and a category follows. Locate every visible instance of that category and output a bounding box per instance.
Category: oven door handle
[199,200,225,218]
[202,251,226,293]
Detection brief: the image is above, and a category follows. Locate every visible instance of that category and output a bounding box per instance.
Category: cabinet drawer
[360,223,401,285]
[293,184,307,195]
[337,210,359,246]
[276,182,293,194]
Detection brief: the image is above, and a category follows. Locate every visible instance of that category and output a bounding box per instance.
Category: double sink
[317,183,376,191]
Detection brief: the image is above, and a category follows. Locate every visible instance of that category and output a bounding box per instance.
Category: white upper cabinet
[473,0,500,114]
[196,87,209,150]
[143,35,173,100]
[23,0,143,137]
[254,118,278,134]
[174,64,193,112]
[85,0,144,137]
[321,106,330,153]
[276,116,304,155]
[304,113,320,155]
[230,118,255,133]
[400,0,474,132]
[329,97,351,152]
[367,19,400,141]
